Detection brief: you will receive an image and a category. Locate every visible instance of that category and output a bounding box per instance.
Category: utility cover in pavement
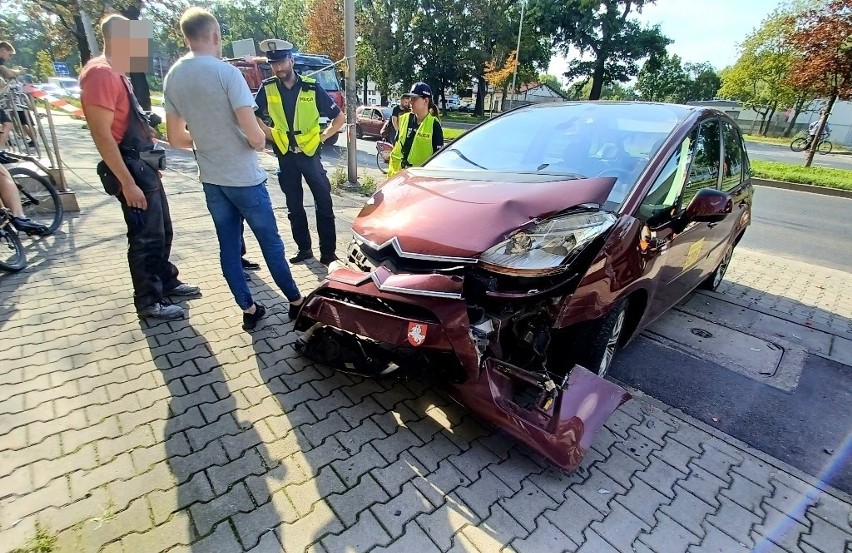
[646,310,803,391]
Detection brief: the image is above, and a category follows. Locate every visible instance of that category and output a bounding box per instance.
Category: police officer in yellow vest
[254,39,345,265]
[387,82,444,178]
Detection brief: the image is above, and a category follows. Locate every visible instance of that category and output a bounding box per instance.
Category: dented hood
[353,173,617,258]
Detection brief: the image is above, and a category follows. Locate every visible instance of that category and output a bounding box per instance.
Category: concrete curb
[753,177,852,199]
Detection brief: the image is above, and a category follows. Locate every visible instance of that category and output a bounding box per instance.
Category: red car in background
[295,102,753,472]
[355,106,392,139]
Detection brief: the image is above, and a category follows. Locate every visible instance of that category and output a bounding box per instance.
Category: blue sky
[547,0,781,80]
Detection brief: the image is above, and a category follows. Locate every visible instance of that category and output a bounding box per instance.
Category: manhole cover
[691,328,713,339]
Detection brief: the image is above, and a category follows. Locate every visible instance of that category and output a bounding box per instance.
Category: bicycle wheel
[376,151,389,174]
[790,137,809,152]
[9,167,63,235]
[817,140,833,155]
[0,218,26,272]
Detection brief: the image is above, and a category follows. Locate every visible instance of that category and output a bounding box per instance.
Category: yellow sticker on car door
[684,237,705,268]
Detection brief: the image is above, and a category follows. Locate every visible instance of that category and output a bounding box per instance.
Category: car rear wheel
[355,125,363,139]
[572,298,629,378]
[702,243,734,291]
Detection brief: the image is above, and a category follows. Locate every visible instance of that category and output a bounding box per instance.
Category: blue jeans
[202,182,301,309]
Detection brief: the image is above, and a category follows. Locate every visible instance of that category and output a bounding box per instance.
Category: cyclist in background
[807,110,831,150]
[0,163,48,235]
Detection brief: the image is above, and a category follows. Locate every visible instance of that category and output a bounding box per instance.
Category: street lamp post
[508,0,525,111]
[344,0,358,187]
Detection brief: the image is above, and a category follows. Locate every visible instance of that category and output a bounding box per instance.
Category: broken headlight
[479,211,617,276]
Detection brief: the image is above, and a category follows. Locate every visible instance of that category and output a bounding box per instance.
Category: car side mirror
[683,188,733,223]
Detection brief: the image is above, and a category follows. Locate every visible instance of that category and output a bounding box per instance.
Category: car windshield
[425,102,689,207]
[299,67,340,91]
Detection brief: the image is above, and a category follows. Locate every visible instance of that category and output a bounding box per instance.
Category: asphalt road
[746,140,852,170]
[610,336,852,495]
[741,186,852,272]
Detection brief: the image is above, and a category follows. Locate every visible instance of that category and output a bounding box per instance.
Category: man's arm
[84,104,147,210]
[235,107,266,151]
[323,111,345,142]
[165,113,193,149]
[0,65,25,80]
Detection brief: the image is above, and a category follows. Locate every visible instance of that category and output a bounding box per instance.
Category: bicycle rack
[1,81,79,212]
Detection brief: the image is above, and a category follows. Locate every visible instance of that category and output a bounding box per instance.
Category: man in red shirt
[80,14,198,320]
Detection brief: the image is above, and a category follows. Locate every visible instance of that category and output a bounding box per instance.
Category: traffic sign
[53,62,70,77]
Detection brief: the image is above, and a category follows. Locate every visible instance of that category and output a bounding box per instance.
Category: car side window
[372,111,382,121]
[682,119,721,208]
[721,121,744,192]
[638,136,692,226]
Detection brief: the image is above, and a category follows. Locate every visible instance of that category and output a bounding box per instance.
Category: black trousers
[117,165,180,310]
[276,150,336,258]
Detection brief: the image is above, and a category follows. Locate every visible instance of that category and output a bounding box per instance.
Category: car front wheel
[702,243,734,291]
[573,298,629,378]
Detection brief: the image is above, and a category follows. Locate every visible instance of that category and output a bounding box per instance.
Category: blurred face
[108,20,152,73]
[400,97,411,110]
[411,95,429,113]
[271,55,294,81]
[0,48,13,62]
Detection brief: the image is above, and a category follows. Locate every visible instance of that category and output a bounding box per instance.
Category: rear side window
[683,119,721,207]
[721,121,744,192]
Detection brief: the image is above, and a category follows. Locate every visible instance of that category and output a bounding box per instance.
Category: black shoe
[11,217,49,236]
[241,257,261,270]
[138,301,185,320]
[288,299,304,320]
[289,250,314,264]
[242,302,266,330]
[320,254,338,266]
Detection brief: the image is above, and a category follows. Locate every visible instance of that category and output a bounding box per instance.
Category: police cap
[260,39,293,62]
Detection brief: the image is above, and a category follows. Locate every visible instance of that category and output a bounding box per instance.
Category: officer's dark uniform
[254,39,339,265]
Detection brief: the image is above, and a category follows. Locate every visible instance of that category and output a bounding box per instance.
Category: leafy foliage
[306,0,344,63]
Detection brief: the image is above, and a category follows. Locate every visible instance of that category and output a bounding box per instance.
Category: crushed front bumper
[294,266,630,472]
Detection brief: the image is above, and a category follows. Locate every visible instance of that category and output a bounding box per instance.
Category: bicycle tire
[376,151,389,174]
[817,140,833,155]
[9,167,63,235]
[790,137,809,152]
[0,223,26,272]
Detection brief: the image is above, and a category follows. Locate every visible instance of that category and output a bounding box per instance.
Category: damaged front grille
[348,239,470,275]
[315,288,441,323]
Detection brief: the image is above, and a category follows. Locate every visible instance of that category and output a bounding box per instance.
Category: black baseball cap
[402,82,432,99]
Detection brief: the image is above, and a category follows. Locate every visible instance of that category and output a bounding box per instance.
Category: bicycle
[0,203,26,272]
[790,133,832,155]
[0,150,63,235]
[376,140,392,174]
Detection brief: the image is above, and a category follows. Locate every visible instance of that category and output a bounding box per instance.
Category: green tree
[683,62,721,102]
[538,73,566,96]
[532,0,670,100]
[636,53,687,102]
[33,50,56,81]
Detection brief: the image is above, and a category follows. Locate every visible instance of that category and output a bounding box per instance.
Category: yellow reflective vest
[387,112,437,177]
[263,76,322,157]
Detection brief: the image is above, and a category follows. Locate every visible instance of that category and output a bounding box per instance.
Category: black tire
[817,140,832,155]
[377,151,389,174]
[9,167,63,235]
[572,298,629,378]
[790,137,809,152]
[701,242,734,291]
[0,223,26,272]
[355,125,363,139]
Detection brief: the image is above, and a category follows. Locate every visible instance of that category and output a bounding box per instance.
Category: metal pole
[78,0,101,57]
[508,0,525,111]
[344,0,358,186]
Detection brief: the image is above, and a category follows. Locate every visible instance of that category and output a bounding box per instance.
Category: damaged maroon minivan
[295,102,752,471]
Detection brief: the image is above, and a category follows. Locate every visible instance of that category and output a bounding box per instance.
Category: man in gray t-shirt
[164,7,303,331]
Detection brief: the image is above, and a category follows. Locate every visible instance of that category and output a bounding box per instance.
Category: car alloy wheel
[713,245,733,289]
[600,306,626,377]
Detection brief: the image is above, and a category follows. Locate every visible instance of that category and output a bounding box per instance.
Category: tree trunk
[74,15,92,65]
[475,76,486,116]
[762,102,777,136]
[805,94,836,168]
[782,97,806,137]
[757,108,770,135]
[589,56,606,100]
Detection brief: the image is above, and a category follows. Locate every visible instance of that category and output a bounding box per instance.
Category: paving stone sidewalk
[0,119,850,553]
